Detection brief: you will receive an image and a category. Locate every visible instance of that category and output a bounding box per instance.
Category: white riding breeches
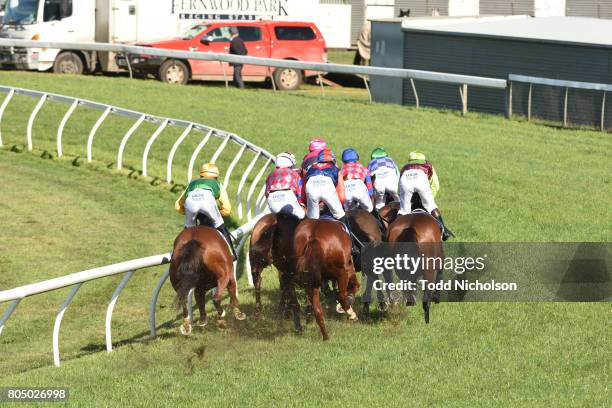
[344,179,373,212]
[305,175,345,219]
[184,189,224,228]
[398,169,437,214]
[267,190,305,219]
[372,168,399,209]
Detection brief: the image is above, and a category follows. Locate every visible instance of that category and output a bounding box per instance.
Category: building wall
[395,0,450,17]
[566,0,612,19]
[399,30,612,127]
[479,0,534,15]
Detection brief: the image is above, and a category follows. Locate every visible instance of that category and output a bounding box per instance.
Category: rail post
[105,271,135,352]
[0,88,15,147]
[53,283,82,367]
[87,106,112,162]
[142,119,169,178]
[187,129,214,183]
[27,93,47,151]
[166,123,194,183]
[117,114,146,170]
[57,99,79,158]
[601,92,606,132]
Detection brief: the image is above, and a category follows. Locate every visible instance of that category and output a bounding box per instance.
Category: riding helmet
[407,151,427,165]
[200,163,220,179]
[371,147,388,160]
[317,148,336,164]
[309,138,327,152]
[341,148,359,163]
[276,152,296,168]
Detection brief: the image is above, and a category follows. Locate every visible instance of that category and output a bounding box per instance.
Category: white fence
[0,39,508,107]
[0,85,274,366]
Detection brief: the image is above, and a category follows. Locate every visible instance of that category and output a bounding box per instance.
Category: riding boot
[339,215,362,256]
[431,209,454,241]
[217,224,238,261]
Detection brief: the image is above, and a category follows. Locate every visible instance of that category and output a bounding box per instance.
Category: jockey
[265,152,305,219]
[303,148,360,252]
[368,147,400,209]
[398,151,453,241]
[340,148,374,212]
[301,138,327,175]
[174,163,237,259]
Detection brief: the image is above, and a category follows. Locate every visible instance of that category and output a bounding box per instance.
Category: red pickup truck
[121,20,327,90]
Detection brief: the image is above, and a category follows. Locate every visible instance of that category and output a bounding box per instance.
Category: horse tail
[296,239,323,289]
[176,240,203,303]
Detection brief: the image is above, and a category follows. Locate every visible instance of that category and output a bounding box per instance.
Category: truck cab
[0,0,95,72]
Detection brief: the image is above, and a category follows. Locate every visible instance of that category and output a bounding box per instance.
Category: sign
[171,0,293,20]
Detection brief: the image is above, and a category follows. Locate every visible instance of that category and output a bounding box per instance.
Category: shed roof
[401,16,612,48]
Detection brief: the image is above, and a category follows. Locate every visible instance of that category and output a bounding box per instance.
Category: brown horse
[347,209,395,317]
[386,212,444,323]
[292,219,360,340]
[377,201,400,230]
[249,212,300,314]
[170,226,245,335]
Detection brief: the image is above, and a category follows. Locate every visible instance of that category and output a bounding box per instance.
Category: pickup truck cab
[121,20,327,90]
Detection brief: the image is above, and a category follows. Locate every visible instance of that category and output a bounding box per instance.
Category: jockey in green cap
[368,147,400,209]
[398,151,454,241]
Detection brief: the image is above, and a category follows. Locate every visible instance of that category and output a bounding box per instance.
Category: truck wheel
[159,60,189,85]
[273,68,302,91]
[53,52,84,75]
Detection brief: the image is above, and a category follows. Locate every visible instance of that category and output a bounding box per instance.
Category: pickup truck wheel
[273,68,302,91]
[159,60,189,85]
[53,52,84,75]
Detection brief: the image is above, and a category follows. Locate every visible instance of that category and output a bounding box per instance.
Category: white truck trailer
[0,0,351,74]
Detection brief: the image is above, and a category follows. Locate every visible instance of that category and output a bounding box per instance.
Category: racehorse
[170,226,245,335]
[386,212,444,323]
[346,209,392,317]
[249,212,300,314]
[292,219,360,340]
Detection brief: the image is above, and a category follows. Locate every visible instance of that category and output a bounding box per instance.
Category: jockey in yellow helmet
[175,163,236,259]
[398,152,454,241]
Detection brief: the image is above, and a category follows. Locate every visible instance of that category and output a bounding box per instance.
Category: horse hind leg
[228,274,246,321]
[307,287,330,341]
[180,303,192,335]
[194,288,208,327]
[213,276,230,329]
[335,274,358,321]
[252,266,264,315]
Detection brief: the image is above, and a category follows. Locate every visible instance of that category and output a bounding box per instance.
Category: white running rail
[0,85,276,366]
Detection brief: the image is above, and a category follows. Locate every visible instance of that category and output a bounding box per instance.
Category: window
[181,24,208,40]
[204,26,262,42]
[274,26,316,41]
[43,0,72,22]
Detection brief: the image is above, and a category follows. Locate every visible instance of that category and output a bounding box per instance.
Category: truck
[0,0,351,75]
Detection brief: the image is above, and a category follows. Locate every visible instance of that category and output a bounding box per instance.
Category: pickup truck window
[274,26,316,41]
[43,0,72,22]
[181,24,208,40]
[207,26,262,42]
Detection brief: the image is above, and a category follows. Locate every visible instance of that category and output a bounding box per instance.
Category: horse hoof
[180,322,192,335]
[378,302,389,312]
[347,308,358,321]
[195,317,208,327]
[217,319,227,330]
[219,310,226,319]
[335,303,346,314]
[234,309,247,321]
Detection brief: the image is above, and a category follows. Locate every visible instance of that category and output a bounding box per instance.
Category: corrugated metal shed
[566,0,612,19]
[371,16,612,129]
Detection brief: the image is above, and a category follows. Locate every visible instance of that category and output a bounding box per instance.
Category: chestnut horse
[170,226,245,335]
[249,212,300,314]
[292,219,360,340]
[386,212,444,323]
